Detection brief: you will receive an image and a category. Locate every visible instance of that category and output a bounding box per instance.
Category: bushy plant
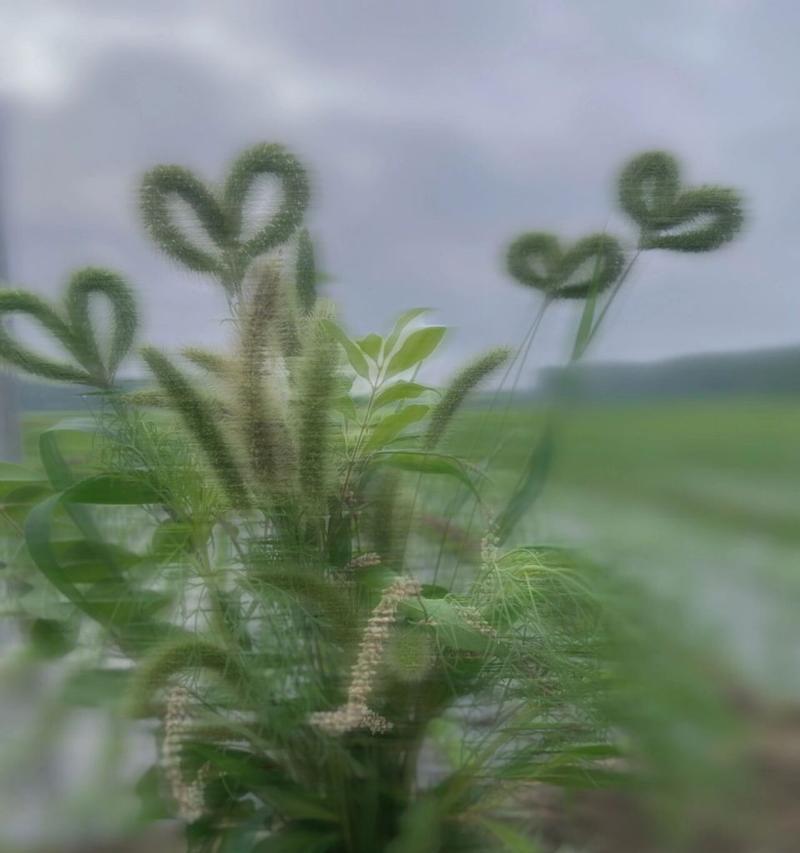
[0,145,744,851]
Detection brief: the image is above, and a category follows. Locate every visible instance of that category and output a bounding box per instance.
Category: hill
[3,345,800,412]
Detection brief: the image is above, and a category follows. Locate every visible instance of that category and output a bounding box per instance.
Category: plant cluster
[0,145,743,851]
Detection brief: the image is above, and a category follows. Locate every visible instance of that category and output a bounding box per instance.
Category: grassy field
[444,398,800,698]
[17,398,800,697]
[458,398,800,541]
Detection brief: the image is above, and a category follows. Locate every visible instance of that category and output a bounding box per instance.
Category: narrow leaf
[383,307,430,357]
[0,462,48,499]
[479,818,544,852]
[65,474,165,505]
[385,326,446,378]
[571,254,604,360]
[37,421,129,579]
[367,450,479,495]
[322,320,371,379]
[495,424,555,544]
[401,597,493,653]
[25,494,95,606]
[358,333,383,361]
[373,381,431,409]
[253,827,339,853]
[39,419,97,490]
[363,404,429,453]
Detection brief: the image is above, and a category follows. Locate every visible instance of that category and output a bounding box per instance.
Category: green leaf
[253,827,339,853]
[150,521,194,561]
[17,587,74,621]
[80,583,170,624]
[134,766,171,822]
[29,617,77,659]
[0,461,46,485]
[322,320,370,379]
[384,307,429,357]
[258,785,339,823]
[0,462,48,499]
[357,332,383,361]
[373,381,431,409]
[478,818,544,852]
[563,742,624,760]
[571,271,601,360]
[385,795,441,853]
[420,584,450,599]
[26,494,92,605]
[36,422,136,586]
[50,538,142,582]
[65,474,165,505]
[362,405,429,453]
[24,491,168,643]
[182,743,276,788]
[401,597,492,653]
[385,326,446,378]
[495,424,555,544]
[0,482,52,507]
[39,419,97,490]
[524,764,631,789]
[426,718,468,771]
[367,450,480,495]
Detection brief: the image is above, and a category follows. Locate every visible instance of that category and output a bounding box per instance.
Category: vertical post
[0,103,20,462]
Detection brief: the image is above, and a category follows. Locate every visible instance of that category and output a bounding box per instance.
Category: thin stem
[431,300,550,584]
[340,372,381,500]
[583,247,642,354]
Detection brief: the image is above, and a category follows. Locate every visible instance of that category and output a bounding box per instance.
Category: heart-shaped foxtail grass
[0,267,137,387]
[140,142,310,295]
[619,150,744,252]
[490,149,745,547]
[506,232,625,299]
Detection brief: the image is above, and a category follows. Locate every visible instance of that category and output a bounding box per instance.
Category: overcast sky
[1,0,798,381]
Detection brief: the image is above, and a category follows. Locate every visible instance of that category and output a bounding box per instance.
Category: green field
[17,399,800,697]
[445,399,800,698]
[459,399,800,541]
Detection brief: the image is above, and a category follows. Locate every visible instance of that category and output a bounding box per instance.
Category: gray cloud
[1,0,798,381]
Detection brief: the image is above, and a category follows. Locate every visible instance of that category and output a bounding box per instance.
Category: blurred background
[1,2,799,850]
